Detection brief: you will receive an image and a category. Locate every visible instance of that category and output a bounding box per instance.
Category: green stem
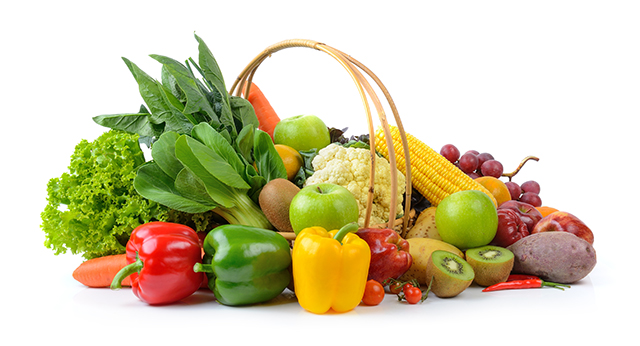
[193,262,214,274]
[333,222,359,244]
[214,193,273,230]
[542,281,571,290]
[111,253,143,290]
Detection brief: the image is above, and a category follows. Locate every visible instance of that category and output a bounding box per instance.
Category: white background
[2,1,638,344]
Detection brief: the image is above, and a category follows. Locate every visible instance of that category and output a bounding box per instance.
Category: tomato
[403,285,422,304]
[388,281,404,294]
[362,280,385,306]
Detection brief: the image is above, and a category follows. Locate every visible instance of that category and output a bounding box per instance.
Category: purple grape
[467,172,480,179]
[440,144,460,164]
[476,153,494,170]
[520,192,542,207]
[458,153,479,173]
[505,181,522,200]
[480,160,504,178]
[521,180,541,194]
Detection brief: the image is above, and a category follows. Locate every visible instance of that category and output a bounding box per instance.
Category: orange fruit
[274,144,303,181]
[536,206,559,217]
[474,176,512,207]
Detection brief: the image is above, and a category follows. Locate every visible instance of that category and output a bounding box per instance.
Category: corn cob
[375,125,498,207]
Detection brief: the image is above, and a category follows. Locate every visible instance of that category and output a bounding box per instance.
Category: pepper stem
[193,262,214,274]
[110,253,143,290]
[333,222,359,244]
[542,280,571,290]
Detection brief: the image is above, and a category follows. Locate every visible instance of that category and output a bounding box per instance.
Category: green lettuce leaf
[40,130,169,260]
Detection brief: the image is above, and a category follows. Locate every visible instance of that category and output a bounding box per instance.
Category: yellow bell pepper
[292,222,371,314]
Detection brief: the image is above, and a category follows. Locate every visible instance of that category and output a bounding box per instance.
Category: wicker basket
[229,39,413,238]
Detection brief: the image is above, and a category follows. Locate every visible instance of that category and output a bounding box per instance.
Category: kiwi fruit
[258,178,300,232]
[400,238,463,285]
[426,250,474,298]
[465,245,514,287]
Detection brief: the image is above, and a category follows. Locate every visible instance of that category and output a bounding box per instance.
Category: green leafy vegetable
[92,33,257,146]
[40,130,169,260]
[91,34,288,229]
[133,123,283,229]
[329,126,370,149]
[41,130,223,260]
[293,149,319,189]
[253,129,287,182]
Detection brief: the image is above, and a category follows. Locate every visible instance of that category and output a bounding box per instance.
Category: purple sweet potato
[507,232,596,284]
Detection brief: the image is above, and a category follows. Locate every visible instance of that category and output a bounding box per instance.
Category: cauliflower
[304,143,406,227]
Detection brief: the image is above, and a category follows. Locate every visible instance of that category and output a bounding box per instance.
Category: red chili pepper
[483,279,570,292]
[111,222,204,305]
[507,274,540,282]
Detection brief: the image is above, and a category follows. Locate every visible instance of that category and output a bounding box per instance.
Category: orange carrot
[72,254,131,288]
[246,83,280,140]
[73,252,210,289]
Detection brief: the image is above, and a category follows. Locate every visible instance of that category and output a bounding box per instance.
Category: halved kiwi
[426,250,475,298]
[465,245,514,287]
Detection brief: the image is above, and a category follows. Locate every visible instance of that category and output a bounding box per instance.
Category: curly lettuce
[40,130,170,260]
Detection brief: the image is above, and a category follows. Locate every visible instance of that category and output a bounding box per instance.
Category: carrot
[246,83,280,140]
[72,254,131,288]
[73,252,211,289]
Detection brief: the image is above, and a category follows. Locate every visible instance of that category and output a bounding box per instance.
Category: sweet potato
[507,232,596,284]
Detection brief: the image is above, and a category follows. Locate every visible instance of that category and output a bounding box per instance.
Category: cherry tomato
[362,280,385,306]
[388,281,404,294]
[403,285,422,304]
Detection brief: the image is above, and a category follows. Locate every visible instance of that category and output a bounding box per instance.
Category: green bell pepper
[193,224,292,306]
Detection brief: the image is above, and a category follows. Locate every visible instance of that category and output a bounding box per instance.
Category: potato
[399,238,463,285]
[405,206,442,240]
[507,232,596,284]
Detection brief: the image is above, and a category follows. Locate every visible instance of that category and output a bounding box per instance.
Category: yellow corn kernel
[375,126,498,207]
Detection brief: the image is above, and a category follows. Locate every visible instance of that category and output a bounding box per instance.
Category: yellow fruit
[275,144,303,181]
[475,176,511,207]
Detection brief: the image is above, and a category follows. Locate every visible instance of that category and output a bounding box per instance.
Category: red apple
[491,208,530,248]
[498,200,543,232]
[356,228,413,284]
[531,211,594,244]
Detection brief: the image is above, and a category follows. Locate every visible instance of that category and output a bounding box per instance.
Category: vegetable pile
[42,34,597,313]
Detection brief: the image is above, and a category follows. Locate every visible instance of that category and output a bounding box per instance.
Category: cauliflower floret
[304,143,406,227]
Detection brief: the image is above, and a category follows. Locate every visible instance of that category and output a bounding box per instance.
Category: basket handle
[230,39,412,233]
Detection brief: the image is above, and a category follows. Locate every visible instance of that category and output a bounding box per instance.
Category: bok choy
[93,34,287,229]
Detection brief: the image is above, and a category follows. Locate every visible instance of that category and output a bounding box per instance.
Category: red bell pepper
[111,221,204,305]
[356,228,412,284]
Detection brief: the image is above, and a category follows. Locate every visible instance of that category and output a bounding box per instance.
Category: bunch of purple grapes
[504,180,542,207]
[439,144,503,179]
[439,144,542,207]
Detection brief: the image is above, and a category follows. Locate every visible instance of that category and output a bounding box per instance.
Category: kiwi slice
[465,246,514,287]
[426,250,475,298]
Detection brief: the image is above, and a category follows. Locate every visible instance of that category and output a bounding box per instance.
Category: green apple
[289,183,359,235]
[435,190,498,250]
[273,114,331,151]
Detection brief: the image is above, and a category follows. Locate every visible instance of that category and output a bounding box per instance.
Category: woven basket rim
[230,39,413,234]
